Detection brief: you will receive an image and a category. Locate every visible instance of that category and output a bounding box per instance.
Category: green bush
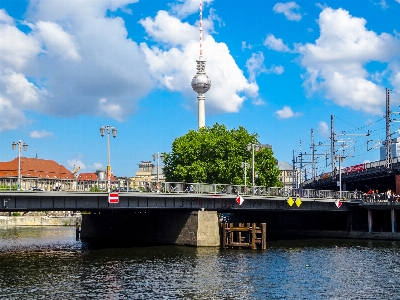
[0,184,17,191]
[89,185,101,192]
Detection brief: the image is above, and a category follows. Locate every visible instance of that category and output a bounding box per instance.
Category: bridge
[303,158,400,194]
[1,188,399,247]
[0,190,348,212]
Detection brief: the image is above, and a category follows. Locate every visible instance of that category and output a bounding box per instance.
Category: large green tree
[163,123,282,187]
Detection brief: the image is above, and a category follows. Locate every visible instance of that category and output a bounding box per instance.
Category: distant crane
[72,165,81,177]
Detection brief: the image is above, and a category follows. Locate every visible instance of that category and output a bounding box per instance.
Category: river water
[0,227,399,299]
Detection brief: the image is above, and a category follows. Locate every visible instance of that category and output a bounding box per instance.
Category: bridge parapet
[0,191,357,212]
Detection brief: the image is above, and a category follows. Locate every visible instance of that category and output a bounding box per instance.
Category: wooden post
[75,221,81,241]
[222,223,227,249]
[229,223,233,246]
[251,223,256,250]
[261,223,266,250]
[238,222,243,245]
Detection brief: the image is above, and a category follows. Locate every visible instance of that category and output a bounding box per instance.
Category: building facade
[131,161,165,191]
[0,157,75,191]
[278,161,296,189]
[76,170,117,191]
[380,138,400,160]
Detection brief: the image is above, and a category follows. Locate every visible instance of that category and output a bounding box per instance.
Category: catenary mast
[191,0,211,129]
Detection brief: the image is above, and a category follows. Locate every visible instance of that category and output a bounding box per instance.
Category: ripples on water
[0,227,399,299]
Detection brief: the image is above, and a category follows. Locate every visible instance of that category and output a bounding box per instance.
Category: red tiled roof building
[0,157,75,191]
[0,157,74,179]
[77,172,115,182]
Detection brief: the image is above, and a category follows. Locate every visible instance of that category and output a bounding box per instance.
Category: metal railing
[1,177,398,202]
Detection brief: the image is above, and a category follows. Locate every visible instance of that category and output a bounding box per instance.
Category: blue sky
[1,0,400,178]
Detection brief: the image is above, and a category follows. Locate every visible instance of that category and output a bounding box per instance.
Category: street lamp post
[247,143,260,195]
[335,155,345,199]
[12,140,28,191]
[152,152,164,183]
[241,162,250,194]
[100,125,117,193]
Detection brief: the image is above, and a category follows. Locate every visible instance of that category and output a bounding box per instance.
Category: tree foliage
[163,123,282,187]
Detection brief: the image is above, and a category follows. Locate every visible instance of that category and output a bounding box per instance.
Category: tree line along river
[0,226,399,299]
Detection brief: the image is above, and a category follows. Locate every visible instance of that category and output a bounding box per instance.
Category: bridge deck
[0,191,354,212]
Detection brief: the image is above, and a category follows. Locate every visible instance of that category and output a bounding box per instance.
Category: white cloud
[263,34,290,52]
[30,129,54,138]
[0,70,44,108]
[89,162,104,171]
[0,96,27,132]
[0,8,14,25]
[27,0,136,21]
[67,157,86,170]
[269,65,284,75]
[241,41,253,51]
[252,99,266,106]
[0,21,42,71]
[318,121,329,136]
[0,0,153,129]
[67,153,105,172]
[274,106,302,119]
[298,7,400,115]
[273,2,302,21]
[139,11,197,46]
[394,72,400,88]
[140,10,258,113]
[0,69,47,123]
[98,98,125,122]
[246,52,266,82]
[170,0,214,18]
[246,52,284,82]
[35,21,81,61]
[378,0,388,9]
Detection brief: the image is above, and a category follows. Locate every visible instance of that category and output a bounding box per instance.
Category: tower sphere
[191,73,211,94]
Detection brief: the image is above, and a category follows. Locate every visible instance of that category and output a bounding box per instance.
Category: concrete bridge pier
[368,209,373,233]
[391,209,397,233]
[346,212,353,232]
[80,210,220,247]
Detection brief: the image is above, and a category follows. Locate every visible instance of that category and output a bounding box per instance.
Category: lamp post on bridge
[247,143,260,195]
[241,162,250,194]
[100,125,117,193]
[335,155,345,199]
[152,152,164,183]
[12,140,28,191]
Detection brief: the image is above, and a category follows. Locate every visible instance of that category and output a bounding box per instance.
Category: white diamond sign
[236,195,244,205]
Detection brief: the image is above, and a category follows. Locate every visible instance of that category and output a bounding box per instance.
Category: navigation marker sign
[109,192,119,203]
[335,199,342,208]
[236,195,244,205]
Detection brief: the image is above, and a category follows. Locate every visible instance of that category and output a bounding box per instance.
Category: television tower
[191,0,211,129]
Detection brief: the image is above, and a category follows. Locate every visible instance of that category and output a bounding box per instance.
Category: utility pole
[331,115,335,173]
[386,88,392,171]
[292,150,297,188]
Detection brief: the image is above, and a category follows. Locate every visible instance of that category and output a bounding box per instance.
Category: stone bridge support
[80,210,219,247]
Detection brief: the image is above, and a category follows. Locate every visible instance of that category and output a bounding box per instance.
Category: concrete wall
[80,210,219,247]
[0,216,81,227]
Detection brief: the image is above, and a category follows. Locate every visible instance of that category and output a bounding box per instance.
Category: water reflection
[0,227,399,299]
